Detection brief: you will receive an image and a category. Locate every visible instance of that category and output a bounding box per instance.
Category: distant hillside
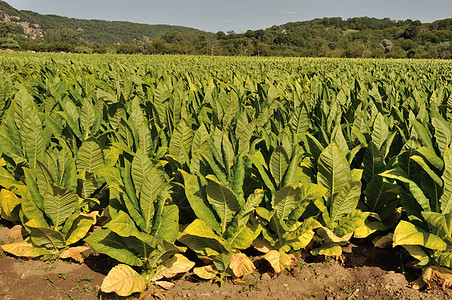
[0,0,211,43]
[0,1,450,58]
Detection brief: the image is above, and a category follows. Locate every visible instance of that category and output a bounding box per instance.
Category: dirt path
[0,226,451,300]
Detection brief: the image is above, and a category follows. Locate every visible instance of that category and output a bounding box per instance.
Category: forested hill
[0,0,210,43]
[0,0,451,58]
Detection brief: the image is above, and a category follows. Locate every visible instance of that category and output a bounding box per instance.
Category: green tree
[45,28,81,45]
[0,21,14,37]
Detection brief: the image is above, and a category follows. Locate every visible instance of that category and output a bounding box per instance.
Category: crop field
[0,53,452,299]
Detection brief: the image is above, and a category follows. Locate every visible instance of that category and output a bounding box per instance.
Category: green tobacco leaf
[403,245,429,266]
[225,224,257,251]
[433,251,452,269]
[317,142,351,204]
[178,219,225,257]
[26,219,66,251]
[59,100,83,141]
[190,124,209,174]
[131,149,154,198]
[247,151,276,192]
[44,185,79,229]
[431,114,451,156]
[332,124,348,155]
[411,119,434,150]
[363,142,385,183]
[139,167,166,233]
[440,147,452,214]
[212,253,232,273]
[329,181,362,227]
[101,264,146,297]
[411,155,443,187]
[85,229,143,266]
[168,119,193,166]
[270,146,290,188]
[393,220,447,251]
[234,189,264,227]
[416,146,444,171]
[206,179,240,234]
[421,211,452,240]
[231,155,246,198]
[222,133,234,170]
[14,86,35,131]
[282,147,310,187]
[180,170,220,233]
[364,175,398,212]
[65,214,93,245]
[76,138,105,173]
[105,211,153,245]
[80,98,96,139]
[272,186,298,221]
[380,168,431,212]
[334,210,369,237]
[22,169,47,225]
[152,205,179,243]
[23,112,45,169]
[147,240,182,270]
[299,183,328,200]
[371,113,389,150]
[198,142,228,186]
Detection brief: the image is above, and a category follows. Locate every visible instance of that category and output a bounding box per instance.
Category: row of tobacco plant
[0,54,452,296]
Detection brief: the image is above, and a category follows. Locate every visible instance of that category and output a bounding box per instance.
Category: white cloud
[216,19,232,23]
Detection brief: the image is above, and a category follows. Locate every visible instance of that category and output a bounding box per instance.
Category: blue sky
[6,0,452,33]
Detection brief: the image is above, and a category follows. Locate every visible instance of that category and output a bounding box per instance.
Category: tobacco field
[0,53,452,298]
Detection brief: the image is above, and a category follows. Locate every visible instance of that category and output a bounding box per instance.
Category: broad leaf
[440,147,452,214]
[76,138,104,173]
[206,180,240,233]
[229,252,255,277]
[270,146,290,188]
[101,264,146,297]
[317,142,351,203]
[393,220,447,251]
[329,181,362,226]
[263,250,292,273]
[43,185,79,229]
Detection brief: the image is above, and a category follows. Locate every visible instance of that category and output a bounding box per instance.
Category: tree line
[1,16,451,58]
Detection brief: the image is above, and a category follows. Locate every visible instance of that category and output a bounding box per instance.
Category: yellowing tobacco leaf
[152,254,195,281]
[60,246,92,263]
[1,238,51,257]
[229,253,255,277]
[101,264,145,297]
[318,226,353,243]
[193,265,218,279]
[252,238,275,253]
[0,189,20,221]
[354,219,386,239]
[310,243,343,257]
[393,221,447,251]
[263,250,292,273]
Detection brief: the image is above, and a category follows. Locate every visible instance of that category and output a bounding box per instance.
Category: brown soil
[1,223,452,300]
